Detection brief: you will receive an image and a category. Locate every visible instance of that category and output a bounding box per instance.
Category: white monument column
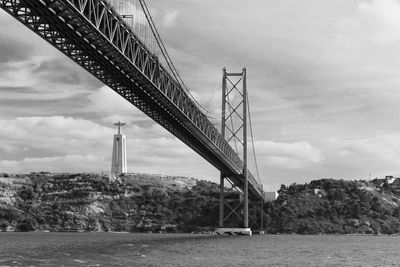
[111,121,127,176]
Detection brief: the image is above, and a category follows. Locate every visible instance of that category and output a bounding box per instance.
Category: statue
[113,121,126,135]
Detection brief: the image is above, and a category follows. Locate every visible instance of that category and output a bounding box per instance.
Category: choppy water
[1,232,400,266]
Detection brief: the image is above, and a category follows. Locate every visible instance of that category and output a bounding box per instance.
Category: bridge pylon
[216,67,262,235]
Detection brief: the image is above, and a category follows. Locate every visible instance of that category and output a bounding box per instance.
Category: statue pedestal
[111,134,127,175]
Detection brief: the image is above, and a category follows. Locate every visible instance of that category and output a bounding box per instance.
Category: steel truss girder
[0,0,264,198]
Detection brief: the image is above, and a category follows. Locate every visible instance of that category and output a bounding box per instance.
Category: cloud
[0,155,108,173]
[333,0,400,58]
[255,140,323,169]
[163,10,179,27]
[0,57,97,101]
[85,86,156,127]
[0,116,113,160]
[0,116,114,173]
[0,35,30,63]
[0,116,112,140]
[330,134,400,165]
[358,0,400,42]
[85,86,134,114]
[101,114,148,125]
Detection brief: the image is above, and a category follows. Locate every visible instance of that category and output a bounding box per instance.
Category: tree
[352,202,361,219]
[19,187,34,200]
[17,217,37,232]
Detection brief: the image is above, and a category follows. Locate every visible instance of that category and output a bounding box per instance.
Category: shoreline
[2,230,399,237]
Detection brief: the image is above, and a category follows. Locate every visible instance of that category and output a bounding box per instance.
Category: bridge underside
[0,0,264,201]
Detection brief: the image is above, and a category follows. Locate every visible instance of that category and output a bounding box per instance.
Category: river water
[0,232,399,266]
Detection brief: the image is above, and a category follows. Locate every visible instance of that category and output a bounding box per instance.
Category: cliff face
[264,178,400,235]
[0,173,220,232]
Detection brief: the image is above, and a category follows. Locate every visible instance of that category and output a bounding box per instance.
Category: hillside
[0,173,222,233]
[2,173,400,234]
[264,178,400,235]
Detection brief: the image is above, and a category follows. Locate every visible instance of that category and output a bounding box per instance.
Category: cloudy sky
[1,0,400,191]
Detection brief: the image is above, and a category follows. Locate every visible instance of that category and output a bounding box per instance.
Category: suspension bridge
[0,0,266,234]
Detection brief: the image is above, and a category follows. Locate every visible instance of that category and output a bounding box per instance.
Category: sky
[1,0,400,191]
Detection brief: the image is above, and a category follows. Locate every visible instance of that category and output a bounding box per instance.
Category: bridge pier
[219,174,224,228]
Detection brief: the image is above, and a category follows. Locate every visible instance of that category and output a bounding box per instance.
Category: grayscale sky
[1,0,400,191]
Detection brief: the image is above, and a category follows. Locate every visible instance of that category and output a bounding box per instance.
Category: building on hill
[264,191,278,201]
[385,176,395,184]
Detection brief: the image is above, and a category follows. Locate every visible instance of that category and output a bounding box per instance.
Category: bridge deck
[0,0,264,199]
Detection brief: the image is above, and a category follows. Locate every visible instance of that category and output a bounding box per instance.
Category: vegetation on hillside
[0,173,222,232]
[2,173,400,234]
[264,178,400,234]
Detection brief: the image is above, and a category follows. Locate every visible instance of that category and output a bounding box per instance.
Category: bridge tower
[217,67,252,235]
[111,121,128,177]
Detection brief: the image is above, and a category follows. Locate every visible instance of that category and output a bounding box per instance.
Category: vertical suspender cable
[138,0,217,120]
[247,94,262,185]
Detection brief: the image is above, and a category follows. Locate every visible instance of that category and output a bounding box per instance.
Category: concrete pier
[215,228,252,236]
